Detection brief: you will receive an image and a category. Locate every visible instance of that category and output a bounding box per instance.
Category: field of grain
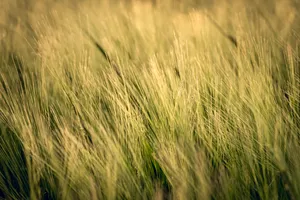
[0,0,299,199]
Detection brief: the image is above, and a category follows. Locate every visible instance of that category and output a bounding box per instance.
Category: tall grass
[0,0,299,199]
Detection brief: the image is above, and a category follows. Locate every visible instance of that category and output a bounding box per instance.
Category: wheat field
[0,0,299,199]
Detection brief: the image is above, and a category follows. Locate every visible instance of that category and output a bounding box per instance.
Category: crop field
[0,0,299,199]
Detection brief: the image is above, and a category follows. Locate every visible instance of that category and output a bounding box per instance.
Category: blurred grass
[0,0,300,199]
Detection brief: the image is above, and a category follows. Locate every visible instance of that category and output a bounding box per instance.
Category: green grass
[0,0,300,199]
